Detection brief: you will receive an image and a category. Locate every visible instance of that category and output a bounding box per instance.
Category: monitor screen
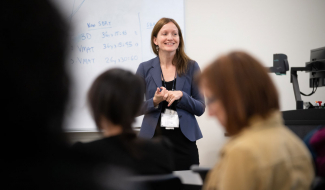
[308,46,325,88]
[310,46,325,61]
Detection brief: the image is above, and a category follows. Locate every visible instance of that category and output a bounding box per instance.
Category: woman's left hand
[166,91,183,107]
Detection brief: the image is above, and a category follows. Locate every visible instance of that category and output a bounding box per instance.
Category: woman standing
[136,18,205,170]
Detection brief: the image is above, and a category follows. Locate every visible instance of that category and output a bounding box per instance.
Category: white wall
[185,0,325,167]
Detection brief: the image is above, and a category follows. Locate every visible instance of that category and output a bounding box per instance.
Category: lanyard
[161,70,176,91]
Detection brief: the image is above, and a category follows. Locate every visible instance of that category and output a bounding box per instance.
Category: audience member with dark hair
[72,68,174,175]
[199,51,314,190]
[3,0,137,189]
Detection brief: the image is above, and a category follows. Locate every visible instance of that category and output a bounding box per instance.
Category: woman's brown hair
[200,51,280,136]
[151,17,191,75]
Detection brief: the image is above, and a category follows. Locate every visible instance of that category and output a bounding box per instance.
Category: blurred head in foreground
[199,51,314,190]
[88,68,144,138]
[200,51,279,136]
[79,69,173,176]
[4,0,69,153]
[4,1,139,189]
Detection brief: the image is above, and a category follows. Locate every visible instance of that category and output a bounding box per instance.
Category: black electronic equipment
[307,47,325,88]
[311,46,325,61]
[282,109,325,139]
[290,46,325,109]
[268,47,325,109]
[281,48,325,139]
[269,54,289,75]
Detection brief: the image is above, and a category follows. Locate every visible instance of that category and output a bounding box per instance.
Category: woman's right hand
[153,87,168,107]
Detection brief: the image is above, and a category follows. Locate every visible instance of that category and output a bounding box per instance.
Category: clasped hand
[153,87,183,107]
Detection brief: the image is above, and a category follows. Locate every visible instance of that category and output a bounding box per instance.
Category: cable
[300,78,319,96]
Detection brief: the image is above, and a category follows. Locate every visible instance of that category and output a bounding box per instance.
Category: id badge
[161,109,179,129]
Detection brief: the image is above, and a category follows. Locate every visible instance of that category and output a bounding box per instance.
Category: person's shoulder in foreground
[204,111,314,190]
[72,135,174,175]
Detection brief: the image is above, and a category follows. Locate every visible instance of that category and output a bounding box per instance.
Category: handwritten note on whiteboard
[51,0,185,131]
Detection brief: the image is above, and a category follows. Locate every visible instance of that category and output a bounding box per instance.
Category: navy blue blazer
[136,57,205,142]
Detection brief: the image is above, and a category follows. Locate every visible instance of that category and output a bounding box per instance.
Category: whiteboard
[51,0,185,131]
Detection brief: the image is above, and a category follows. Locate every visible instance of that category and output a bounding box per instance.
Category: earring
[156,46,159,51]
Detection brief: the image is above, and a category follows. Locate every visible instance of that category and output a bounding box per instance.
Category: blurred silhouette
[310,126,325,178]
[3,0,138,189]
[199,51,314,190]
[72,68,174,175]
[309,126,325,190]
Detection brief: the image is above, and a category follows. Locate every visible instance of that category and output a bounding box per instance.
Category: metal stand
[290,67,309,109]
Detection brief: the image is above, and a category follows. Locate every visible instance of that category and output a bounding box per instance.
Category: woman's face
[201,80,227,127]
[154,22,180,53]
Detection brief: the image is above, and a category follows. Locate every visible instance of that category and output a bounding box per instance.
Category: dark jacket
[136,57,205,141]
[72,135,174,175]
